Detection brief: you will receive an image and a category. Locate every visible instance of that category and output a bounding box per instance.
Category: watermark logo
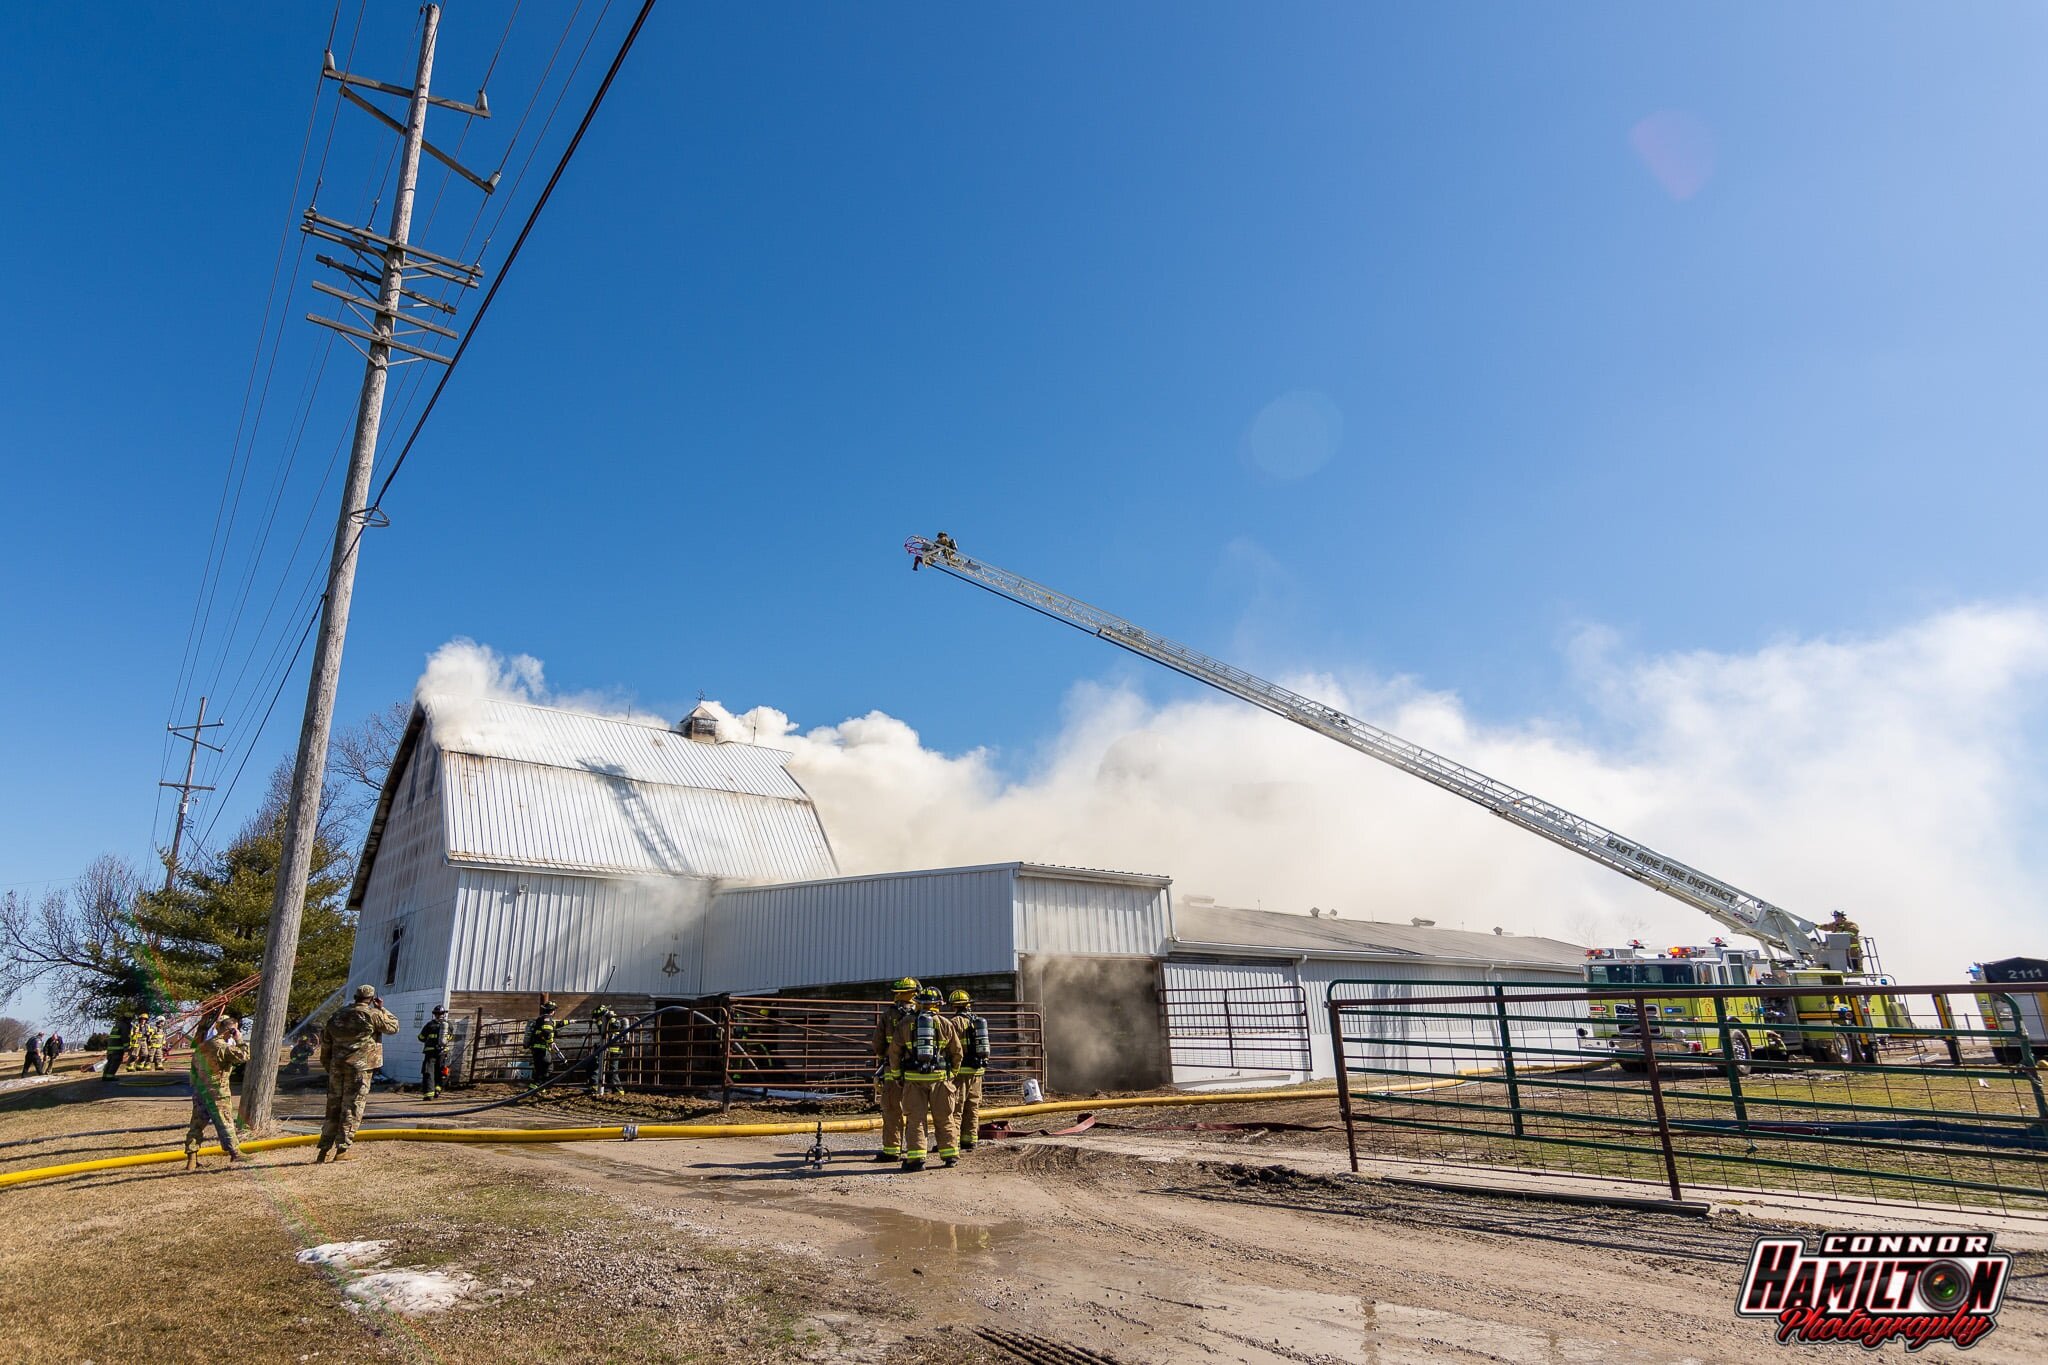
[1737,1232,2010,1351]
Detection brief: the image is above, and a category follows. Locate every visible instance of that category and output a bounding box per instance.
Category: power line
[370,0,658,511]
[192,598,324,859]
[156,0,367,844]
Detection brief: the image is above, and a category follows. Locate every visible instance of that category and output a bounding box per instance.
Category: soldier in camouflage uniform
[184,1013,251,1169]
[315,985,399,1162]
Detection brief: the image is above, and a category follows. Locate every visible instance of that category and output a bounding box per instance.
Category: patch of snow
[296,1240,394,1269]
[343,1269,477,1316]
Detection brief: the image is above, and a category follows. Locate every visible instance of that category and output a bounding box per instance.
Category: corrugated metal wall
[703,866,1018,994]
[1301,960,1583,1079]
[348,739,459,998]
[1014,874,1171,957]
[1161,957,1309,1082]
[446,868,713,997]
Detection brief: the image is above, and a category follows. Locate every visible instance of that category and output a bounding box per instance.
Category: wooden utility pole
[242,4,491,1130]
[159,695,224,894]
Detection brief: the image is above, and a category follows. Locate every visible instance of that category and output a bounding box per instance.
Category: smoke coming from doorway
[416,606,2048,986]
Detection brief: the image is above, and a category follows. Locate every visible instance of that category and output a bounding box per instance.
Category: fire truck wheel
[1727,1031,1753,1076]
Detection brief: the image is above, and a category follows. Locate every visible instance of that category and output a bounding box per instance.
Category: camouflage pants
[185,1085,243,1157]
[320,1062,375,1152]
[902,1077,956,1161]
[952,1072,984,1150]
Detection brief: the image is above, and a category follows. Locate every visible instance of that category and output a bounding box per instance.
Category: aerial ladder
[903,533,1858,971]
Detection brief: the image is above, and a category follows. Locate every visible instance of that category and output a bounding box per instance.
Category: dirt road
[5,1076,2045,1363]
[479,1126,2048,1364]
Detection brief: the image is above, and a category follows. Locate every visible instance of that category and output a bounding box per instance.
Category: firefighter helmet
[947,989,971,1005]
[539,999,558,1014]
[918,987,942,1007]
[891,977,920,994]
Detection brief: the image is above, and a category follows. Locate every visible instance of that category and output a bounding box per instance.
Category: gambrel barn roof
[347,696,837,911]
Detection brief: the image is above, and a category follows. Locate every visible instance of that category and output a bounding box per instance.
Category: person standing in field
[315,985,399,1163]
[184,1011,252,1169]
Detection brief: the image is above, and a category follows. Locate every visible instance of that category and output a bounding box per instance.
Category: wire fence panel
[1330,979,2048,1217]
[725,997,1044,1099]
[455,998,1045,1101]
[1161,984,1312,1074]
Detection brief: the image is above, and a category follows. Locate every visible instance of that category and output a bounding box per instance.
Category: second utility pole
[242,4,490,1131]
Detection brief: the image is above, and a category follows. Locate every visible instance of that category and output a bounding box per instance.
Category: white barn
[346,697,838,1077]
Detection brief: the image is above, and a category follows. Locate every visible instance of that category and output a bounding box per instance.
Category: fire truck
[902,534,1905,1071]
[1582,939,1902,1069]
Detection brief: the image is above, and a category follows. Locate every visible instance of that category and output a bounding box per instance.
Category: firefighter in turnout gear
[887,988,963,1170]
[526,1000,560,1085]
[948,989,990,1154]
[103,1014,132,1080]
[591,1005,631,1097]
[316,986,399,1162]
[871,978,920,1161]
[418,1006,450,1099]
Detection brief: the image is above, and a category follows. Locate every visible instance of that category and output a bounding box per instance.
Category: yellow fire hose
[0,1087,1340,1191]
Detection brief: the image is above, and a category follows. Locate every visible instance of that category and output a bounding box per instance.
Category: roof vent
[1410,917,1435,927]
[1309,906,1321,919]
[676,703,720,745]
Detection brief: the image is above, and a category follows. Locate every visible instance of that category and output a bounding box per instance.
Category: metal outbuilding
[1162,899,1587,1084]
[705,862,1176,1092]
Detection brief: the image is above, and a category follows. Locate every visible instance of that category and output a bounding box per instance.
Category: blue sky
[2,3,2044,999]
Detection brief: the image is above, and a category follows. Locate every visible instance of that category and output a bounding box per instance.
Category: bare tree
[0,855,145,1025]
[327,699,411,844]
[0,1017,29,1051]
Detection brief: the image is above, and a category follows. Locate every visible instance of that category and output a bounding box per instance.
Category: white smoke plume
[415,608,2048,986]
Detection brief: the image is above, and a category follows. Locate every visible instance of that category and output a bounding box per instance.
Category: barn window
[385,920,405,986]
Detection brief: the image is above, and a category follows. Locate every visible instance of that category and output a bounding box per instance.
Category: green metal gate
[1329,978,2048,1215]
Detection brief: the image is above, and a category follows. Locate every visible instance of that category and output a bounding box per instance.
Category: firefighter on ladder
[948,989,990,1155]
[888,987,963,1171]
[872,978,919,1162]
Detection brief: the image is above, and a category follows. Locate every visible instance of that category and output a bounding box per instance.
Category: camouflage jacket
[322,1002,400,1070]
[191,1030,250,1101]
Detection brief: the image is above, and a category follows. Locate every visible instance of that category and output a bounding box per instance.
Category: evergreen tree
[131,799,356,1023]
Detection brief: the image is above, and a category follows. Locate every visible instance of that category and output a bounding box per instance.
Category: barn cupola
[677,702,721,744]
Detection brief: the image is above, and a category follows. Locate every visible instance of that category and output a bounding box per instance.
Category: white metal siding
[1161,957,1309,1083]
[367,988,446,1080]
[1301,960,1582,1080]
[348,739,459,998]
[447,869,712,996]
[704,867,1017,995]
[441,752,835,882]
[1014,875,1171,958]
